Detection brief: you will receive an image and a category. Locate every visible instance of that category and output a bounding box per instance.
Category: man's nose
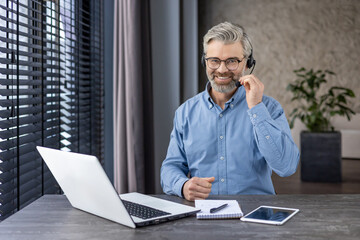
[217,61,228,73]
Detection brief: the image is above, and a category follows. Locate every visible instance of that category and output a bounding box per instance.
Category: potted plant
[287,67,356,182]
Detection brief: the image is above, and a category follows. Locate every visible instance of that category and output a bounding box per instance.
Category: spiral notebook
[195,200,243,219]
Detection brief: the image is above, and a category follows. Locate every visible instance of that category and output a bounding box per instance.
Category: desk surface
[0,194,359,240]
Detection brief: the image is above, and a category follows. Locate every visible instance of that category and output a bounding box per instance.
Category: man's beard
[207,70,243,93]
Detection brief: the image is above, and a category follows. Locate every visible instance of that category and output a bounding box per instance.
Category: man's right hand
[182,177,215,201]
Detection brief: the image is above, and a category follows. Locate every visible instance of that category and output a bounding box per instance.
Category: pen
[210,203,228,213]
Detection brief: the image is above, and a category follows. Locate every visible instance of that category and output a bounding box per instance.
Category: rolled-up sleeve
[247,101,300,177]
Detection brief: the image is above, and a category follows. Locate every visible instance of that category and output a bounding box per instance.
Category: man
[160,22,299,201]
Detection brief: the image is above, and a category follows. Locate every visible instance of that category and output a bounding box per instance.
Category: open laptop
[36,146,199,228]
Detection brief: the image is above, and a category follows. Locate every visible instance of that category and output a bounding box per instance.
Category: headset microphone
[235,60,256,88]
[235,61,255,88]
[236,49,256,88]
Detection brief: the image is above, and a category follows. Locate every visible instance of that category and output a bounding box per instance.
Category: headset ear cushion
[247,56,254,69]
[247,49,255,69]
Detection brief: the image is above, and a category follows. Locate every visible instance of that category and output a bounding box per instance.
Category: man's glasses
[205,57,245,71]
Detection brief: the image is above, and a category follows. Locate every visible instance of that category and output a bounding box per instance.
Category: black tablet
[241,206,299,225]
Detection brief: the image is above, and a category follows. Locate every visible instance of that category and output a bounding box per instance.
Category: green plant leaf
[330,110,340,116]
[345,111,351,121]
[346,89,355,97]
[289,116,296,129]
[291,96,299,101]
[289,108,298,116]
[286,84,294,91]
[308,103,317,112]
[294,67,305,73]
[325,70,335,75]
[337,95,347,104]
[296,73,306,78]
[336,103,351,110]
[286,67,356,132]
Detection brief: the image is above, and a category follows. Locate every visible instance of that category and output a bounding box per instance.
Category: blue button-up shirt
[161,83,299,197]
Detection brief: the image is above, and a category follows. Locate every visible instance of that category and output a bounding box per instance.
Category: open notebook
[195,200,243,219]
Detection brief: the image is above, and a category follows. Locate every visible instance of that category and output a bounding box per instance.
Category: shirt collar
[204,81,246,110]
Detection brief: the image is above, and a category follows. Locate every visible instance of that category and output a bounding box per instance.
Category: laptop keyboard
[122,200,171,220]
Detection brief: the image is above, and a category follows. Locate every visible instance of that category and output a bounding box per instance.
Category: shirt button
[220,156,224,160]
[221,178,225,182]
[230,104,234,108]
[219,114,223,118]
[253,114,257,118]
[266,135,270,139]
[209,104,213,109]
[220,135,224,139]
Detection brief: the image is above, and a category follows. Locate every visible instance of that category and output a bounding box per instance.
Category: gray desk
[0,194,359,240]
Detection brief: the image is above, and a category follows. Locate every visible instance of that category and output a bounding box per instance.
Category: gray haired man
[161,22,299,201]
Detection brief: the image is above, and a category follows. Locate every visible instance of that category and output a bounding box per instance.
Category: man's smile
[212,73,234,83]
[216,76,231,80]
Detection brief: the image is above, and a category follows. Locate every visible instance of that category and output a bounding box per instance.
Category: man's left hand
[239,74,264,109]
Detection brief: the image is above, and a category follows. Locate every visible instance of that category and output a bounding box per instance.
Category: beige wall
[198,0,360,117]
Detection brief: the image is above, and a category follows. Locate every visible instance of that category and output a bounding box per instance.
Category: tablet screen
[241,206,299,225]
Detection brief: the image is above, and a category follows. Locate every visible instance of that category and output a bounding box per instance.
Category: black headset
[201,34,256,74]
[246,48,256,74]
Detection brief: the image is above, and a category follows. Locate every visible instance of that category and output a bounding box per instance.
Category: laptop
[36,146,200,228]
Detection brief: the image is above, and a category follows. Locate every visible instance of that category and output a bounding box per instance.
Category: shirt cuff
[174,177,189,198]
[247,102,272,126]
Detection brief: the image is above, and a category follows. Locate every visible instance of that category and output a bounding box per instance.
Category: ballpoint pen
[210,203,228,213]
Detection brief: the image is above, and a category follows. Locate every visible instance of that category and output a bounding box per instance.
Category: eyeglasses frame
[205,56,246,71]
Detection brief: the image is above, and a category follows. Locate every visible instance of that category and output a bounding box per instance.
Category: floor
[272,159,360,194]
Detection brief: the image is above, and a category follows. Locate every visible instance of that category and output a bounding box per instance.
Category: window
[0,0,104,221]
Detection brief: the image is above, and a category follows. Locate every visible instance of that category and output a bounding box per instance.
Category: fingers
[239,74,256,85]
[240,74,263,91]
[203,177,215,183]
[190,177,213,192]
[183,177,215,201]
[239,74,264,109]
[190,191,210,200]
